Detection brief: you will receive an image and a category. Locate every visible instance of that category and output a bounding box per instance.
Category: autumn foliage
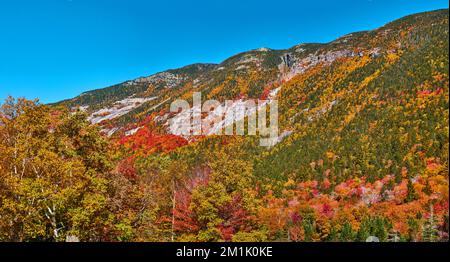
[0,10,449,242]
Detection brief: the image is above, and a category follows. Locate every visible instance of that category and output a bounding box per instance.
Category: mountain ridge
[56,8,448,108]
[54,9,448,140]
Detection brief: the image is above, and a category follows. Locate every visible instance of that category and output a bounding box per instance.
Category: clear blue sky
[0,0,448,103]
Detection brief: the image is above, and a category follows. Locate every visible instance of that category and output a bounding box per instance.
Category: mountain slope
[23,8,450,242]
[56,10,448,139]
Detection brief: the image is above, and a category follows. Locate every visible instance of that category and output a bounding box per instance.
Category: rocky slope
[55,9,448,146]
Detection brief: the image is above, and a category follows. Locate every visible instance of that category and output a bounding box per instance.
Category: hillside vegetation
[1,9,449,242]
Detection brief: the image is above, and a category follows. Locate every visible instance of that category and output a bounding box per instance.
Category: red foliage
[173,189,200,232]
[417,88,444,97]
[119,125,188,156]
[320,203,334,218]
[322,178,331,190]
[260,88,271,100]
[173,172,210,233]
[217,195,250,241]
[117,156,137,180]
[290,212,302,224]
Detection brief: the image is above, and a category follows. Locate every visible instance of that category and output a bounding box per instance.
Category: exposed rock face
[281,53,294,68]
[125,126,143,136]
[255,47,271,52]
[88,97,157,124]
[237,54,263,65]
[279,47,383,82]
[126,72,186,89]
[168,87,280,138]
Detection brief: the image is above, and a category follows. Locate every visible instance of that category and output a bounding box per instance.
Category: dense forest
[0,9,448,242]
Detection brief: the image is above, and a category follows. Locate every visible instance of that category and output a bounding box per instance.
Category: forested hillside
[1,9,448,242]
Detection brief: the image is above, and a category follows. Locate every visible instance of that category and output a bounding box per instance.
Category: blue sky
[0,0,448,103]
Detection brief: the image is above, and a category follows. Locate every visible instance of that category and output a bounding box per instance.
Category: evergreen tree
[339,222,355,242]
[422,205,439,242]
[405,179,419,203]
